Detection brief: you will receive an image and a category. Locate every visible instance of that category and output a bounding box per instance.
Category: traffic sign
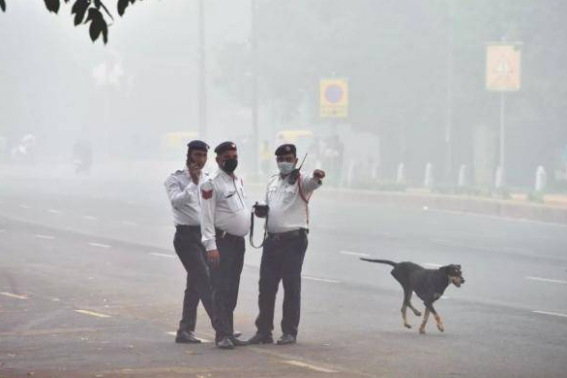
[320,78,348,118]
[486,43,522,92]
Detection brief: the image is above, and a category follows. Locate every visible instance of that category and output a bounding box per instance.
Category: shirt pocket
[282,184,297,203]
[267,185,278,202]
[223,189,243,212]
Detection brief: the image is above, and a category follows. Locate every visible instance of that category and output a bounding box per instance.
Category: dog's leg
[407,298,422,317]
[430,304,444,332]
[402,287,413,328]
[401,304,411,329]
[419,308,430,334]
[423,301,444,332]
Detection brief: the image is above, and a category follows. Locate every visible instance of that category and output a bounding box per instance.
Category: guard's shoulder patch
[201,188,213,200]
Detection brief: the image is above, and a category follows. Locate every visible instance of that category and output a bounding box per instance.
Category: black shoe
[276,334,296,345]
[229,336,249,346]
[248,333,274,345]
[215,337,235,350]
[175,331,202,344]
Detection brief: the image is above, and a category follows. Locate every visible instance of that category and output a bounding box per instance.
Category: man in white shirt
[164,140,219,344]
[248,144,325,345]
[200,141,251,349]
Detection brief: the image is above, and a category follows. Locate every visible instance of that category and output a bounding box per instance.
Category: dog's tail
[360,258,397,267]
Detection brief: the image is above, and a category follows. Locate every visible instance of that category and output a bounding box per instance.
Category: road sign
[486,43,522,92]
[320,78,348,118]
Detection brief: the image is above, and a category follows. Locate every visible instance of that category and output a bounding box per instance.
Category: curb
[317,188,567,225]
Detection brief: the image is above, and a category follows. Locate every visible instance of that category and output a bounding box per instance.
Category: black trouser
[255,231,308,337]
[209,231,245,340]
[173,226,217,334]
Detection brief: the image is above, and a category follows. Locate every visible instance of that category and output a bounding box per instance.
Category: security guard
[201,141,250,350]
[164,140,219,344]
[249,144,325,345]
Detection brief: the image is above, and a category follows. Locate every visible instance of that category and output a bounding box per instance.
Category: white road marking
[150,252,175,258]
[302,276,341,284]
[48,209,61,214]
[424,263,443,268]
[526,276,567,285]
[121,220,138,226]
[340,250,370,258]
[82,215,98,221]
[0,292,28,300]
[35,234,56,240]
[532,310,567,319]
[88,242,111,249]
[75,309,111,318]
[19,204,31,209]
[284,360,338,374]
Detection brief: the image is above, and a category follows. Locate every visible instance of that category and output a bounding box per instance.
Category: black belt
[267,228,307,241]
[215,228,242,240]
[176,225,201,234]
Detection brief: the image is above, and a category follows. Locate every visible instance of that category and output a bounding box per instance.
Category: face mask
[278,161,294,175]
[222,157,238,173]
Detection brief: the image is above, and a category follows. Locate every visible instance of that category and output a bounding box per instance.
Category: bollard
[347,160,356,188]
[396,163,405,185]
[424,163,434,189]
[458,165,467,187]
[424,163,433,188]
[535,166,547,193]
[495,166,505,189]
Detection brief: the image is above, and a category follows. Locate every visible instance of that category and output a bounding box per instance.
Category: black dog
[361,259,465,334]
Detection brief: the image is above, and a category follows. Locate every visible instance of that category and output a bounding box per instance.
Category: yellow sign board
[320,78,349,118]
[486,43,522,92]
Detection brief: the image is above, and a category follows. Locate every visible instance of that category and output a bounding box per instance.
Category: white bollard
[396,163,405,185]
[535,166,547,193]
[458,165,467,187]
[424,163,434,189]
[347,160,356,188]
[495,166,505,189]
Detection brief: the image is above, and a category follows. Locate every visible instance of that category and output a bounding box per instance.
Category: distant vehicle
[276,129,314,154]
[11,134,37,163]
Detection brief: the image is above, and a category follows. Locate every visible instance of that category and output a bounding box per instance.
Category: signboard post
[320,78,349,119]
[486,42,522,187]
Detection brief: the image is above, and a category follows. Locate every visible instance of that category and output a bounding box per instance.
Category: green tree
[0,0,142,44]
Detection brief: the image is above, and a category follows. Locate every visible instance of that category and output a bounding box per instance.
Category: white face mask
[278,161,294,175]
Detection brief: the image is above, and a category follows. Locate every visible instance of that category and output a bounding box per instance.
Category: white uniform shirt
[200,170,251,251]
[266,172,322,233]
[164,169,206,226]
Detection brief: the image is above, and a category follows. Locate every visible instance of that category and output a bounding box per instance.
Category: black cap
[187,140,210,152]
[214,141,237,154]
[275,144,296,156]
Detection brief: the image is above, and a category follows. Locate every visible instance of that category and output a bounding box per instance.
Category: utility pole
[444,0,454,182]
[198,0,208,139]
[251,0,259,175]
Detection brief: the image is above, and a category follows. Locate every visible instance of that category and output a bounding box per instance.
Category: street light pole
[198,0,208,140]
[445,0,454,182]
[251,0,259,175]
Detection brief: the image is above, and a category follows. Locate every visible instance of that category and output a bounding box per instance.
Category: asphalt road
[1,163,566,377]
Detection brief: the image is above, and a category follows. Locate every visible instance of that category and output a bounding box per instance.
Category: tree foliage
[0,0,143,44]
